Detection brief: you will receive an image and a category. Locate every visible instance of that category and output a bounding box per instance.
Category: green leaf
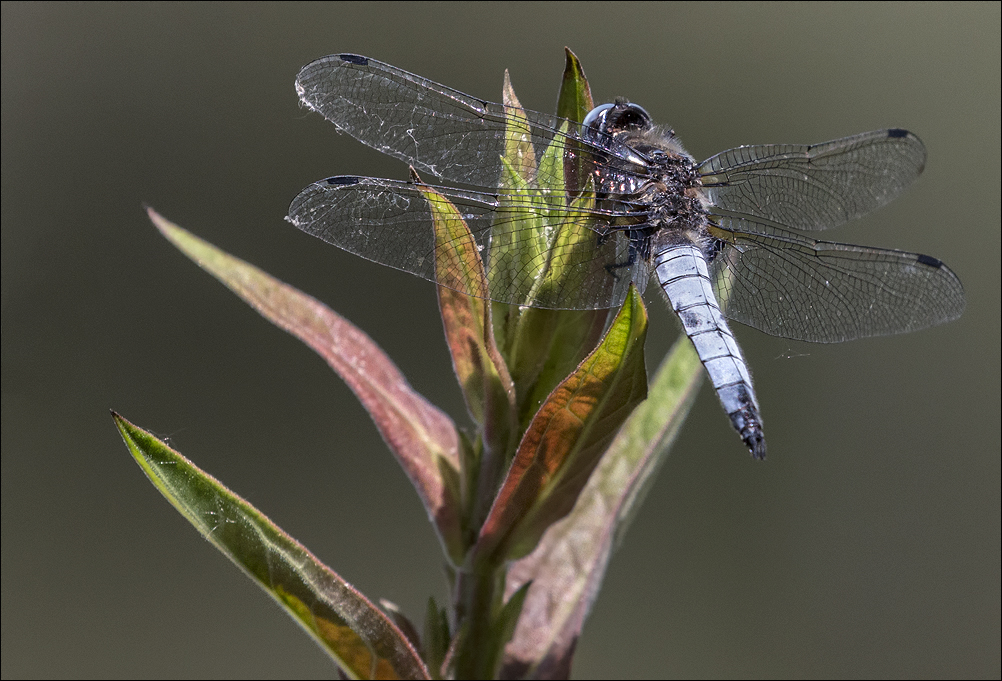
[501,337,704,678]
[148,208,464,562]
[509,307,611,432]
[487,55,612,425]
[486,581,532,679]
[422,597,451,680]
[113,411,430,680]
[476,286,649,561]
[555,47,594,126]
[488,157,548,322]
[493,580,531,657]
[452,570,531,680]
[556,47,597,205]
[500,182,613,429]
[502,70,537,184]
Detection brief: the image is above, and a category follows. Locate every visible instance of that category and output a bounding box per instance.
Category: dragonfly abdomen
[654,244,766,459]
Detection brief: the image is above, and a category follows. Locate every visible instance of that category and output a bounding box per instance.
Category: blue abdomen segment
[654,245,766,458]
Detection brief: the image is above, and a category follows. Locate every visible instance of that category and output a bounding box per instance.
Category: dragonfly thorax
[633,147,706,236]
[585,102,707,242]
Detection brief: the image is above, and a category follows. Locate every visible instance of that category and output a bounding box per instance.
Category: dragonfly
[287,54,965,459]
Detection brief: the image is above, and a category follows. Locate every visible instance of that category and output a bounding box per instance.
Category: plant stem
[453,550,506,679]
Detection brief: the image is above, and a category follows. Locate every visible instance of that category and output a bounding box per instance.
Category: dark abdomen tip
[744,427,767,460]
[727,399,767,460]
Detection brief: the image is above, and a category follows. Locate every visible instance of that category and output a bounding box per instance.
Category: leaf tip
[502,69,522,110]
[145,204,164,226]
[145,205,183,244]
[563,46,580,69]
[110,409,133,434]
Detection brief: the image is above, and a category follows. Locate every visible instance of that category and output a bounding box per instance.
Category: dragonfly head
[583,100,654,139]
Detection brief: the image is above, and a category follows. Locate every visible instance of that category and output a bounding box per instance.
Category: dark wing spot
[326,176,361,186]
[338,54,368,66]
[916,253,943,268]
[887,128,910,139]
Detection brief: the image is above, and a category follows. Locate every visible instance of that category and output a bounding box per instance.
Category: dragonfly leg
[601,227,654,280]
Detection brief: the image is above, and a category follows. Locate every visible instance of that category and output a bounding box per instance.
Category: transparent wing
[287,176,645,310]
[699,129,927,231]
[708,215,965,342]
[294,54,651,191]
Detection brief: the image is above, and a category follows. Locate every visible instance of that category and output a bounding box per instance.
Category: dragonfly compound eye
[584,101,654,138]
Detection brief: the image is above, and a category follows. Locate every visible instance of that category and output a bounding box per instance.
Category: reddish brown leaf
[149,208,464,561]
[417,179,516,430]
[500,338,704,679]
[417,178,519,535]
[476,287,648,561]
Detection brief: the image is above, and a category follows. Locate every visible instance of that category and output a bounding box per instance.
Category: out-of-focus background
[2,3,998,678]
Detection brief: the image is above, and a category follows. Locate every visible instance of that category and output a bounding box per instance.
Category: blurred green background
[2,3,998,678]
